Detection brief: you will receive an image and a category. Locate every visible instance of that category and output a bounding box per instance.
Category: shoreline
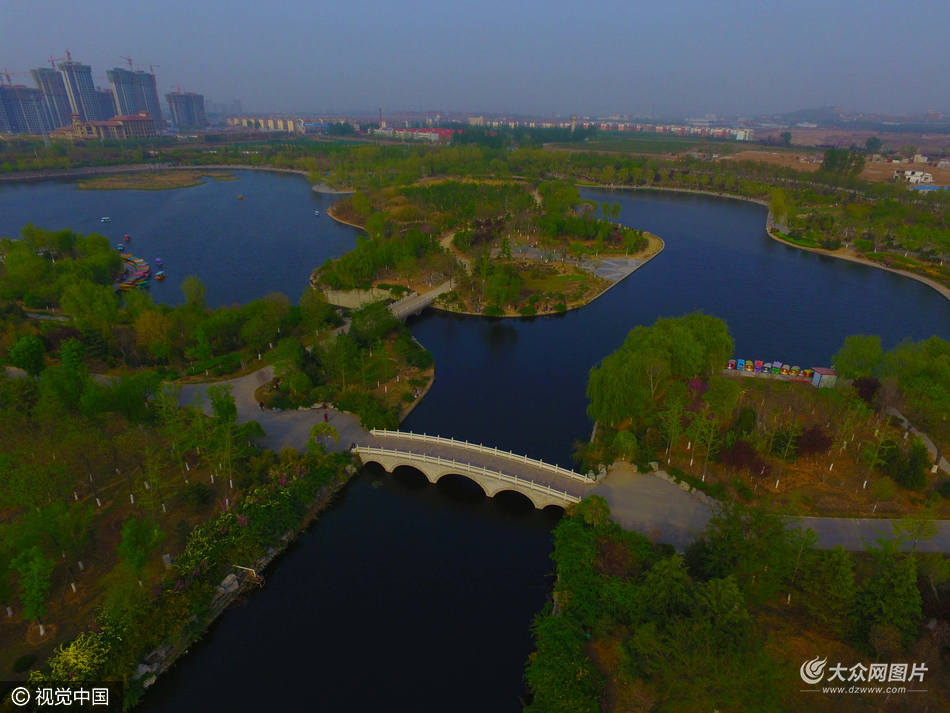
[579,182,950,305]
[0,164,313,183]
[432,238,666,319]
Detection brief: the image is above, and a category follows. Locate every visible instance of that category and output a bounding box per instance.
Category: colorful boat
[101,217,110,223]
[155,271,166,281]
[116,244,125,250]
[237,195,244,200]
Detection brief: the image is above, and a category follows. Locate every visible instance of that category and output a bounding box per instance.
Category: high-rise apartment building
[31,68,71,128]
[58,60,101,121]
[108,69,139,116]
[97,89,117,120]
[0,85,53,134]
[165,91,207,127]
[107,69,164,128]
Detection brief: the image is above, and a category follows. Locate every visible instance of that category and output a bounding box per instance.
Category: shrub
[402,392,415,403]
[518,305,537,316]
[484,305,504,317]
[882,438,929,491]
[180,482,213,513]
[553,302,567,312]
[13,654,37,673]
[853,376,881,407]
[731,478,754,501]
[797,426,832,457]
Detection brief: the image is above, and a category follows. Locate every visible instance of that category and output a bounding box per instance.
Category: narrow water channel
[5,174,950,710]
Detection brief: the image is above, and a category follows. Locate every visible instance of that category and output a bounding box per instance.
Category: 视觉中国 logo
[800,656,828,685]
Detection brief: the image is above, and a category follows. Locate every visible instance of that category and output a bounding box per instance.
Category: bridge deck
[389,281,452,320]
[358,432,592,499]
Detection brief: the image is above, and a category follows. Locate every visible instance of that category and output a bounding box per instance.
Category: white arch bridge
[354,430,593,509]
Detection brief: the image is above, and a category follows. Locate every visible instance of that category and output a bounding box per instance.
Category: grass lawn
[76,171,238,191]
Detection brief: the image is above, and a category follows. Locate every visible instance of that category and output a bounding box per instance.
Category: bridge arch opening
[435,473,487,503]
[492,489,538,513]
[391,465,431,489]
[542,504,567,517]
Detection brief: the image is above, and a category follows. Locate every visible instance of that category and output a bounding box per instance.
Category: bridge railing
[369,429,591,483]
[355,446,581,504]
[388,291,421,313]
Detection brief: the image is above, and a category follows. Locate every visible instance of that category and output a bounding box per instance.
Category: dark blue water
[402,189,950,467]
[6,177,949,712]
[0,170,356,307]
[140,469,559,713]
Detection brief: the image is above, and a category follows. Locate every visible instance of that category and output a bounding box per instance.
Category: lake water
[0,170,356,307]
[6,173,950,711]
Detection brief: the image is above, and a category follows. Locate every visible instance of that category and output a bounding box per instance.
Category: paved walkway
[887,407,950,475]
[593,463,950,553]
[178,366,367,455]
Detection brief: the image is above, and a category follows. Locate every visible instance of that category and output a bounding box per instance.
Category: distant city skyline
[4,1,950,119]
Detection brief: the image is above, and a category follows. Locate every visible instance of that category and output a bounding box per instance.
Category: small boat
[237,195,244,200]
[123,235,130,242]
[155,258,163,266]
[101,217,110,223]
[116,244,125,250]
[155,271,166,281]
[315,211,320,216]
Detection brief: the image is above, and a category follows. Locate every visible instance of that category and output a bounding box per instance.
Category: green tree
[780,131,792,147]
[865,136,882,154]
[308,422,339,454]
[11,547,55,633]
[858,538,922,641]
[833,335,884,379]
[798,546,856,635]
[613,431,639,462]
[657,387,687,464]
[299,287,333,331]
[59,280,119,337]
[893,514,938,553]
[9,335,46,378]
[59,338,86,373]
[181,275,207,310]
[117,517,166,578]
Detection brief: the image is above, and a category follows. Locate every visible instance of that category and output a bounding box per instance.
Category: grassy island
[76,171,238,191]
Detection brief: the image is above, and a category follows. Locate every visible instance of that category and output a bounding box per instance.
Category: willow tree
[586,314,734,425]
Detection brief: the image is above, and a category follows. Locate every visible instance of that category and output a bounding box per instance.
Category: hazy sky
[6,0,949,117]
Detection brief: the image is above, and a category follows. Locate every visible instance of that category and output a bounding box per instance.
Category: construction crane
[130,60,160,75]
[119,54,134,71]
[48,49,72,70]
[1,69,32,85]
